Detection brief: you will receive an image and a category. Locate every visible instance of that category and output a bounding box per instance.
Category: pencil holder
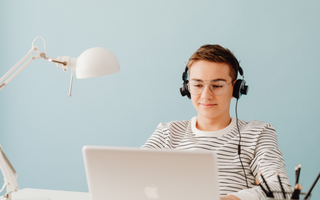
[265,191,310,200]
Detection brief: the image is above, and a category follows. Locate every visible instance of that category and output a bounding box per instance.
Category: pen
[259,171,274,198]
[276,171,286,199]
[303,171,320,200]
[255,178,269,197]
[296,164,301,185]
[298,184,302,199]
[291,183,298,199]
[291,183,302,199]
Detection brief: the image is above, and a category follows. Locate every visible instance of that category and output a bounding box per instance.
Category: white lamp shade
[76,47,120,79]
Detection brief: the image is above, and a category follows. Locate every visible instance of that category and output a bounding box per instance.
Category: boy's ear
[232,79,237,86]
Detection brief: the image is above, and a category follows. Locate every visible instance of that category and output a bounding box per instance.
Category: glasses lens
[210,81,228,96]
[188,80,228,96]
[188,80,204,95]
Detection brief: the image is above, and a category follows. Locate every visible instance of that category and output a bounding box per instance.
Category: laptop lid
[83,146,220,200]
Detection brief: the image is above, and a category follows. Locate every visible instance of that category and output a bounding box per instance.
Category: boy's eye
[212,84,223,88]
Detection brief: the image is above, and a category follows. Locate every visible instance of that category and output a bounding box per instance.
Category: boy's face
[189,60,234,121]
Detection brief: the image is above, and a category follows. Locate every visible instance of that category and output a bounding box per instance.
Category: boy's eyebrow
[190,78,227,82]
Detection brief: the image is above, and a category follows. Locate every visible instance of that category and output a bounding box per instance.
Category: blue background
[1,0,319,199]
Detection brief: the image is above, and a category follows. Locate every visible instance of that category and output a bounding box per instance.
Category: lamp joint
[0,83,6,89]
[40,53,46,59]
[4,192,12,200]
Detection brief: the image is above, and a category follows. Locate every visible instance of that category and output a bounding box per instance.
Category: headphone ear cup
[180,82,191,99]
[180,85,186,96]
[233,79,249,99]
[186,85,191,99]
[233,79,243,99]
[180,65,191,99]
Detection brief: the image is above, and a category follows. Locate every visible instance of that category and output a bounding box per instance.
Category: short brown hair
[187,44,239,81]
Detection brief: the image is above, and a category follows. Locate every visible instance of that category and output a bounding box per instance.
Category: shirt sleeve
[141,123,169,149]
[229,124,293,200]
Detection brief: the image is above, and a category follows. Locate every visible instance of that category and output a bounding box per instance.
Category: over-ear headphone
[179,60,248,99]
[179,66,191,98]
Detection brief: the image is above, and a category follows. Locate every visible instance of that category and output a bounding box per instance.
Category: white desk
[0,188,90,200]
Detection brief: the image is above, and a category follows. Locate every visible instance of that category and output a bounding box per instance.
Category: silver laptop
[83,146,220,200]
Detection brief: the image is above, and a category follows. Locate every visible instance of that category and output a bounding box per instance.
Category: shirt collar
[191,116,236,137]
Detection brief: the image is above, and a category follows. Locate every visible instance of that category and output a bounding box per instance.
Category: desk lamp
[0,36,120,96]
[0,36,120,200]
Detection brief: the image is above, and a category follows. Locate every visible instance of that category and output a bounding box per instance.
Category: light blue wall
[1,0,319,199]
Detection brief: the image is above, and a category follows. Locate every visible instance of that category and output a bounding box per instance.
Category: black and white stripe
[142,118,293,200]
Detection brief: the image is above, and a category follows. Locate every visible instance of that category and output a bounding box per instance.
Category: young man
[142,45,292,200]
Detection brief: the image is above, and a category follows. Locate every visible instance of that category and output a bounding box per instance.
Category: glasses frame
[187,80,234,96]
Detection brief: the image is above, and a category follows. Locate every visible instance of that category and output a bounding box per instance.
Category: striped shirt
[142,117,293,200]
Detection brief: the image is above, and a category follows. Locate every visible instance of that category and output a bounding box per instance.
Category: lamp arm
[48,59,67,66]
[0,47,45,91]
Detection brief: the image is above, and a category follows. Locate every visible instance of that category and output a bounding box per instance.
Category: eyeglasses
[187,80,233,96]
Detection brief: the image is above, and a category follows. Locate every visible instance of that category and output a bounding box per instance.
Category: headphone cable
[236,98,249,189]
